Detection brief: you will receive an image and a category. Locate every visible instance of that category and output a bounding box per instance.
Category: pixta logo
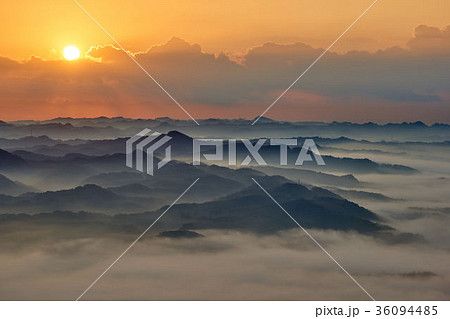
[126,129,325,176]
[126,129,172,176]
[193,138,325,166]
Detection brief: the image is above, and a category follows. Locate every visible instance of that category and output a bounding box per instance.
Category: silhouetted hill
[158,230,204,239]
[145,181,385,234]
[254,166,363,188]
[329,188,398,202]
[108,183,152,197]
[0,184,146,214]
[0,173,35,196]
[0,149,28,170]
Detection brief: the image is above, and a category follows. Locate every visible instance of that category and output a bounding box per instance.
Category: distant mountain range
[0,143,387,233]
[0,117,431,246]
[0,177,415,241]
[0,177,423,245]
[1,117,449,142]
[0,130,420,177]
[0,145,414,238]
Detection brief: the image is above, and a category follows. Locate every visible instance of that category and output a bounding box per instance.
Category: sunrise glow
[63,45,80,60]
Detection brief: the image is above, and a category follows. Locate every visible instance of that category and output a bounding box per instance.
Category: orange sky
[0,0,449,123]
[1,0,449,59]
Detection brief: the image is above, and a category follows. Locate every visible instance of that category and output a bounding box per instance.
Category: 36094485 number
[375,305,438,316]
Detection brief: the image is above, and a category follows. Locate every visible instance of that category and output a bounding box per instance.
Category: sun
[63,46,80,61]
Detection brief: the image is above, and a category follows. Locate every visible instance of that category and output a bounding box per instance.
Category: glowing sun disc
[64,46,80,60]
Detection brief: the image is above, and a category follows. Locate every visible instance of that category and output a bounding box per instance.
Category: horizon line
[2,116,449,126]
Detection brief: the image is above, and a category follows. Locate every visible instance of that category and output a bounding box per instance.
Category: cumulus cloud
[0,25,449,121]
[87,45,129,63]
[407,25,450,53]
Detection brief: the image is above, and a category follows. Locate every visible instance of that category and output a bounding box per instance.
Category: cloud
[0,147,449,300]
[407,25,450,54]
[0,228,448,300]
[0,25,449,122]
[87,45,129,63]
